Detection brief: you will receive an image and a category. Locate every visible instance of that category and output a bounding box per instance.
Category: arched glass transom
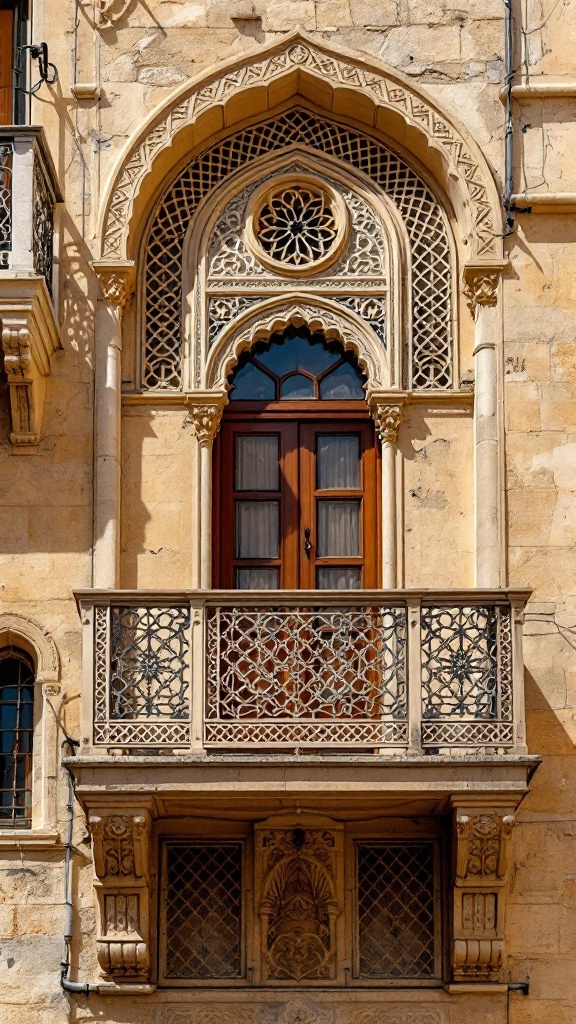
[229,327,367,402]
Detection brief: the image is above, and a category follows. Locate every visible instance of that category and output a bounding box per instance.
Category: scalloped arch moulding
[0,612,60,682]
[98,31,502,263]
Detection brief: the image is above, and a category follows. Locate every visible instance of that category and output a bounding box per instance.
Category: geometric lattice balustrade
[77,589,528,755]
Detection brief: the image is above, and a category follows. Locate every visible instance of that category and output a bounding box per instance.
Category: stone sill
[444,983,509,994]
[0,829,61,849]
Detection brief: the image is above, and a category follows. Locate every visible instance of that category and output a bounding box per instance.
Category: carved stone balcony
[0,127,62,450]
[75,589,530,760]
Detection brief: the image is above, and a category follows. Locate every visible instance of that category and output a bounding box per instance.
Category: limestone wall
[1,0,576,1023]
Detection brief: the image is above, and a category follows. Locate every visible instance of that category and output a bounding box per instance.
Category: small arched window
[0,649,35,827]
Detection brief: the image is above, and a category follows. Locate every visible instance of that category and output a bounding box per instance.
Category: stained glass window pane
[231,362,275,400]
[280,373,315,400]
[320,361,366,399]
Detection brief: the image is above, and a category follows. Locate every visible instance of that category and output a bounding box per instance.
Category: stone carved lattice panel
[0,143,12,270]
[256,184,338,267]
[208,296,261,347]
[205,605,407,748]
[356,843,437,979]
[163,843,243,979]
[420,606,513,750]
[144,110,451,390]
[258,827,340,981]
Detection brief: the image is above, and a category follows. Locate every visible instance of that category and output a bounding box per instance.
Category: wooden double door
[214,414,379,590]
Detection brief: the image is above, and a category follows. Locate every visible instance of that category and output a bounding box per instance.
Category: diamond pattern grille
[144,109,452,390]
[357,843,437,979]
[163,843,243,980]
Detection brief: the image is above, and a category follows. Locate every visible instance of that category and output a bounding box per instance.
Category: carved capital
[185,390,228,444]
[92,260,135,308]
[451,808,516,982]
[462,263,507,316]
[367,390,408,445]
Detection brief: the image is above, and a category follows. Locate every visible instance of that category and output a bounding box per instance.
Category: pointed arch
[98,30,502,263]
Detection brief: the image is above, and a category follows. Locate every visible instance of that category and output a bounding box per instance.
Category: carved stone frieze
[260,999,335,1024]
[87,807,152,981]
[451,806,516,982]
[157,1011,254,1024]
[256,823,343,982]
[352,1010,446,1024]
[184,390,228,443]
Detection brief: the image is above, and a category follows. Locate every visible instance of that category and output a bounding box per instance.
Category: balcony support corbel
[463,261,508,588]
[87,806,153,981]
[185,390,228,589]
[91,260,135,588]
[450,803,516,983]
[367,390,408,588]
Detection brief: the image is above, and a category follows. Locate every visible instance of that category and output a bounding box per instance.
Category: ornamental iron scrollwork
[32,156,54,294]
[109,606,190,720]
[0,142,12,269]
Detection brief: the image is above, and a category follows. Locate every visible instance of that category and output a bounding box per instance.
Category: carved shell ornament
[246,177,350,277]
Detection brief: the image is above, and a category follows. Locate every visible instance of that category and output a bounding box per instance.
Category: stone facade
[0,1,576,1023]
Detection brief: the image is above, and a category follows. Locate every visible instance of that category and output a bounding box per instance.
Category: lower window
[159,826,442,986]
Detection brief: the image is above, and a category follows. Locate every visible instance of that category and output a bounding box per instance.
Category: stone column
[185,391,228,589]
[40,680,62,831]
[368,392,407,588]
[463,264,506,588]
[92,261,135,589]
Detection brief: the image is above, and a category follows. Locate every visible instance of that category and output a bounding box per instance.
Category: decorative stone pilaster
[91,259,135,588]
[367,391,408,587]
[462,261,507,588]
[88,808,152,980]
[451,806,515,982]
[185,390,228,588]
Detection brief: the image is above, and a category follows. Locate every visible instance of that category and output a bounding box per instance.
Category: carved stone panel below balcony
[87,805,153,980]
[0,276,61,451]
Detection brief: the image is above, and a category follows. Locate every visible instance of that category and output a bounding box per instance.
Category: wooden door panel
[0,9,14,126]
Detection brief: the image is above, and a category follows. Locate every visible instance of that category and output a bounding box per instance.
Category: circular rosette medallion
[246,176,349,277]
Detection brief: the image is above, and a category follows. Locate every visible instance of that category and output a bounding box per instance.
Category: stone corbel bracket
[0,278,61,452]
[451,805,516,983]
[87,807,153,981]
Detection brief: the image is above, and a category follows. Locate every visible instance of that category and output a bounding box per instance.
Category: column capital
[367,390,409,445]
[462,260,508,316]
[185,389,228,444]
[92,259,135,307]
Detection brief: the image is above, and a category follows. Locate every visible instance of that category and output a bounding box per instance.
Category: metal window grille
[162,843,243,980]
[356,842,438,979]
[0,651,35,827]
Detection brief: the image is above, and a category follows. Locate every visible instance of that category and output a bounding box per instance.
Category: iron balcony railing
[75,589,529,756]
[0,127,61,296]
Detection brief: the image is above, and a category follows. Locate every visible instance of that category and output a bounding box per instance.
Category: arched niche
[98,30,502,266]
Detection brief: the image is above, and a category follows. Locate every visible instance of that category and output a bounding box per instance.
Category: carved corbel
[367,390,408,445]
[185,390,228,444]
[451,808,516,982]
[87,809,152,981]
[1,317,49,449]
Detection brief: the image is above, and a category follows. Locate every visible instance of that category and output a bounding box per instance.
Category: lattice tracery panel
[144,109,452,390]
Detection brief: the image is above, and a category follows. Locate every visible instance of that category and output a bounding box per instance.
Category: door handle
[303,527,312,556]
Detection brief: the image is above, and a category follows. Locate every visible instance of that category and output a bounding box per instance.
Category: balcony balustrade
[76,589,529,757]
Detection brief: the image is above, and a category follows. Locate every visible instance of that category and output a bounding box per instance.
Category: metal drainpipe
[58,740,154,997]
[503,0,515,228]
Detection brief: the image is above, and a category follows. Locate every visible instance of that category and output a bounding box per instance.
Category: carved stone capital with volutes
[367,390,408,445]
[185,390,228,444]
[450,807,516,982]
[87,808,152,981]
[92,259,135,309]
